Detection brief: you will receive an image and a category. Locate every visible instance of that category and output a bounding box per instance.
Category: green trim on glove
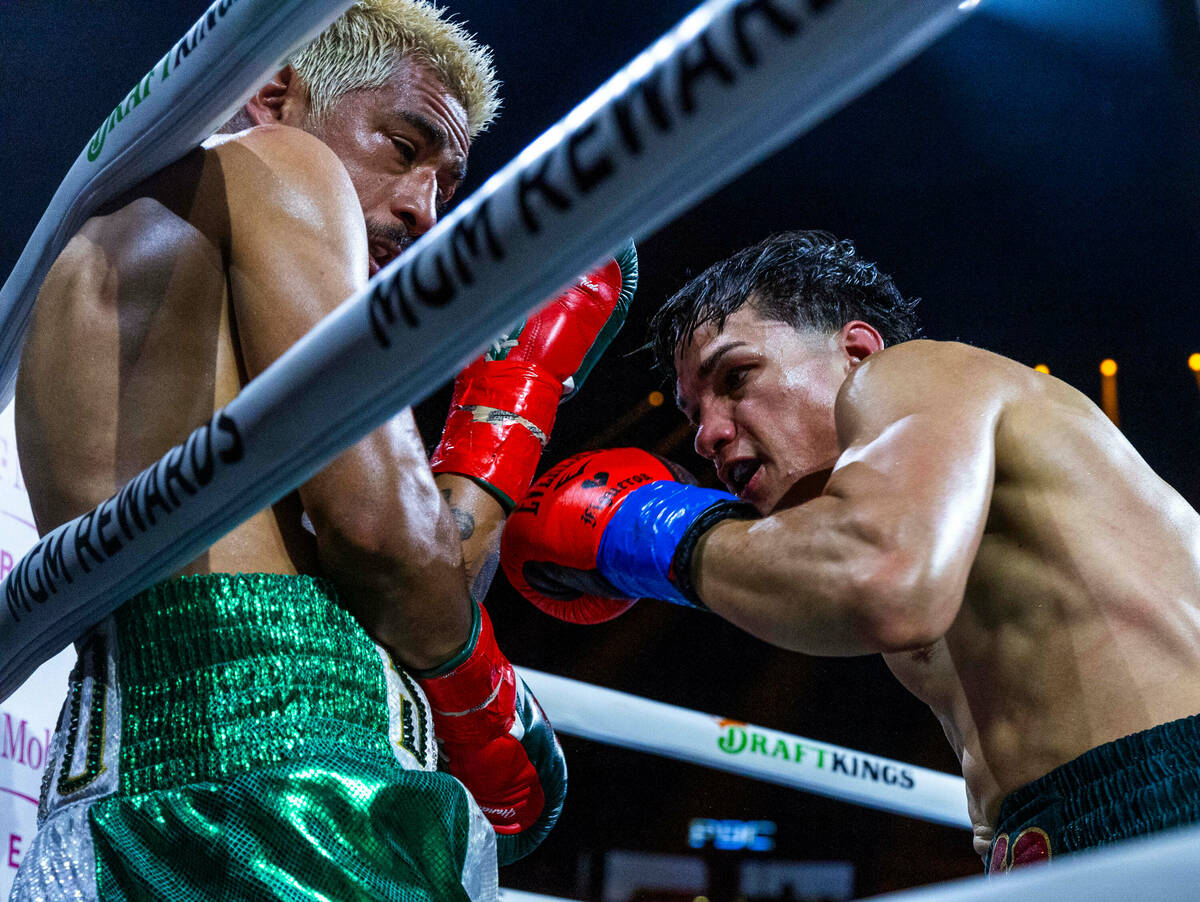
[569,238,637,398]
[460,472,518,514]
[408,598,482,679]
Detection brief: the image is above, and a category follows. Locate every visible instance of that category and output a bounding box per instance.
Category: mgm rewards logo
[716,719,916,789]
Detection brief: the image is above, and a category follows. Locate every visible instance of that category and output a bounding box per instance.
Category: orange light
[1099,359,1119,427]
[1034,364,1050,374]
[648,390,665,407]
[1189,353,1200,373]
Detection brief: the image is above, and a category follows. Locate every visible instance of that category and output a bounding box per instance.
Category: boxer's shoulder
[202,125,360,226]
[838,340,1008,420]
[852,340,1005,385]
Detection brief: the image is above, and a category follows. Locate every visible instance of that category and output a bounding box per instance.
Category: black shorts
[988,712,1200,874]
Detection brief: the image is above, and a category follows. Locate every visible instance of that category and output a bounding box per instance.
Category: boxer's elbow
[309,495,461,588]
[841,539,959,653]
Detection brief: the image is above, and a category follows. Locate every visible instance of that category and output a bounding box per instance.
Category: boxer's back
[15,143,316,576]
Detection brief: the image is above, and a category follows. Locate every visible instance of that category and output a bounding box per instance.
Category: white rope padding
[0,0,971,700]
[865,823,1200,901]
[0,0,354,408]
[517,669,1200,902]
[519,668,970,829]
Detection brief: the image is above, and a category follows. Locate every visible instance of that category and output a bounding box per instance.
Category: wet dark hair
[648,230,921,373]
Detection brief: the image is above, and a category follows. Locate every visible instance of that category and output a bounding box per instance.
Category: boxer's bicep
[825,347,998,642]
[695,345,999,654]
[221,127,368,377]
[217,129,451,570]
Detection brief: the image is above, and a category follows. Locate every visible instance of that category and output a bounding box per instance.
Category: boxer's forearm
[434,472,506,598]
[302,416,473,671]
[692,496,946,657]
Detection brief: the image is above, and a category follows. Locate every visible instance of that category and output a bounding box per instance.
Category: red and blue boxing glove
[430,242,637,509]
[500,448,758,622]
[414,601,566,864]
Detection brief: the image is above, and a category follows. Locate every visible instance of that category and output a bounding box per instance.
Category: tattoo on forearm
[451,507,475,541]
[442,489,475,540]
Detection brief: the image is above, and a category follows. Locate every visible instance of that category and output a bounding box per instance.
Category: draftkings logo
[716,719,916,789]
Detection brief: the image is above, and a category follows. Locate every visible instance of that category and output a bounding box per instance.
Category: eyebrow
[697,342,748,380]
[397,111,468,182]
[675,341,749,417]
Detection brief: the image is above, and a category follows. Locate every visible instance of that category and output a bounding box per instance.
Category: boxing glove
[430,242,637,510]
[415,601,566,864]
[500,448,757,622]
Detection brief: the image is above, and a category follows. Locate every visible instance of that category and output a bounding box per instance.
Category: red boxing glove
[415,602,567,864]
[431,242,637,509]
[500,448,688,624]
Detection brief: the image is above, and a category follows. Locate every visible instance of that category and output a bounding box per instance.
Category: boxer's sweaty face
[303,56,470,275]
[675,306,844,514]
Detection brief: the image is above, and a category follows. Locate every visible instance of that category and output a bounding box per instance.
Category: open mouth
[724,459,762,497]
[368,238,404,277]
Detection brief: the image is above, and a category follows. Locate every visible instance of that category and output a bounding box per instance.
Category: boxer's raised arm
[694,342,998,655]
[430,243,637,598]
[218,125,470,669]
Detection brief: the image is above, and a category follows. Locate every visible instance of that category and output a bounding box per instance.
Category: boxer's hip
[12,573,498,901]
[987,712,1200,874]
[41,572,436,814]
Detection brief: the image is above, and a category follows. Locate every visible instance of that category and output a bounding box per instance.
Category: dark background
[4,0,1200,898]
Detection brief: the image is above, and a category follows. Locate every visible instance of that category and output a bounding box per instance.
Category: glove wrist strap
[670,500,757,607]
[597,482,757,608]
[414,602,516,742]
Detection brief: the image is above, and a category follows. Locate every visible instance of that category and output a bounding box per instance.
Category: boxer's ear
[840,320,885,366]
[243,66,310,126]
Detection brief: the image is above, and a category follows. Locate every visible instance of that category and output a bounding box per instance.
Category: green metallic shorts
[12,573,496,901]
[987,712,1200,875]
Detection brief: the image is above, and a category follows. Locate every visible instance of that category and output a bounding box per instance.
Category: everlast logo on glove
[502,447,757,620]
[582,472,654,526]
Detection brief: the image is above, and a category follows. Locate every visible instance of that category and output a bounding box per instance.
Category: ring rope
[866,822,1200,901]
[0,0,969,700]
[517,673,1199,900]
[520,668,971,829]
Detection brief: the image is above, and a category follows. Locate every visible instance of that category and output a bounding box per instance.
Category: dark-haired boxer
[501,229,1200,872]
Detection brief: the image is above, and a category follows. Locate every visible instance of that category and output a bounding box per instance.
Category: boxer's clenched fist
[500,447,758,621]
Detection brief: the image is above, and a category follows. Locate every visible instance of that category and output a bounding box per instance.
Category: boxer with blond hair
[13,2,635,897]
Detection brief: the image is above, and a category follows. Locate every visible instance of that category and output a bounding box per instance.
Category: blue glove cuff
[596,482,750,608]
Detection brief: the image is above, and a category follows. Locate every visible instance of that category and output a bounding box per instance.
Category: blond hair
[289,0,500,138]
